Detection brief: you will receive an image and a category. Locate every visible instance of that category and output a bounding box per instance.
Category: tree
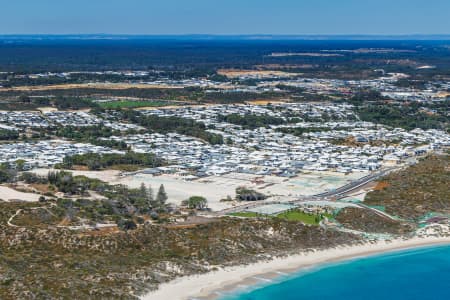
[156,184,168,206]
[86,159,102,171]
[15,159,26,171]
[139,183,148,198]
[0,169,13,183]
[137,183,155,213]
[150,211,159,220]
[62,156,73,169]
[19,94,31,103]
[187,196,208,210]
[0,163,16,183]
[235,186,267,201]
[147,185,154,206]
[118,219,137,231]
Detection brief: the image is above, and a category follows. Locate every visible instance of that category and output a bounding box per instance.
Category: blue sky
[2,0,450,35]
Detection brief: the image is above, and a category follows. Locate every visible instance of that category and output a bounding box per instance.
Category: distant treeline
[0,95,98,111]
[276,127,345,136]
[1,71,230,88]
[201,91,287,103]
[0,88,193,102]
[20,95,97,109]
[1,40,450,78]
[120,110,224,144]
[0,88,286,106]
[61,152,165,171]
[0,129,19,140]
[356,103,449,131]
[347,90,449,131]
[51,125,132,150]
[217,113,287,129]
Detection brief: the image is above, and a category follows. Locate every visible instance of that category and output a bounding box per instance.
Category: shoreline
[142,236,450,300]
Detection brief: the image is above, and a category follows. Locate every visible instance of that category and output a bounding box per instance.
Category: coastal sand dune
[142,237,450,300]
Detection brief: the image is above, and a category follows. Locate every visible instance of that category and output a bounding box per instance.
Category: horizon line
[1,33,450,36]
[2,33,450,41]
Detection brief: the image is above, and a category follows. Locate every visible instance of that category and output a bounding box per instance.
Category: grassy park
[276,210,333,225]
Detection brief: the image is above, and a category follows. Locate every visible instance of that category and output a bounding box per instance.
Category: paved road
[314,167,397,199]
[356,203,398,221]
[216,167,399,215]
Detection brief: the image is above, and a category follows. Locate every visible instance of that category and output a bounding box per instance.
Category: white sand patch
[340,191,369,203]
[38,107,58,113]
[0,186,41,202]
[32,168,122,183]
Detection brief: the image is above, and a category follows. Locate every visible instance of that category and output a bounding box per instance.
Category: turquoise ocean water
[221,245,450,300]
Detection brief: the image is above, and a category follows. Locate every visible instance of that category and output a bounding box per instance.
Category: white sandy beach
[142,236,450,300]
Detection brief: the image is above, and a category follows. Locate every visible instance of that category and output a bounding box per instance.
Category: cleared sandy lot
[0,186,41,202]
[33,168,122,183]
[31,169,367,211]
